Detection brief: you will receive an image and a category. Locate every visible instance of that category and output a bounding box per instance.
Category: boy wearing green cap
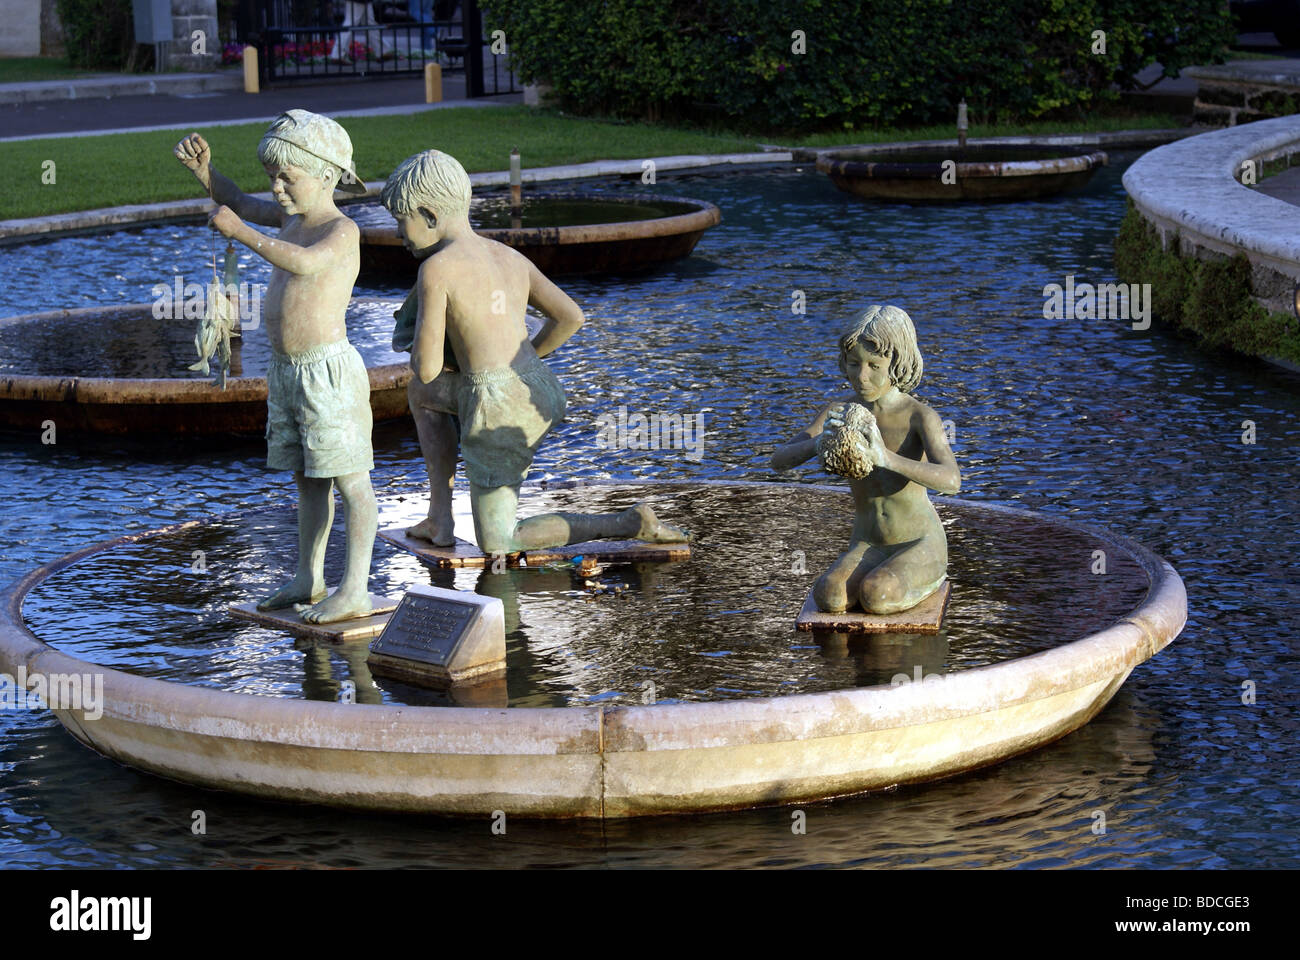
[174,110,378,625]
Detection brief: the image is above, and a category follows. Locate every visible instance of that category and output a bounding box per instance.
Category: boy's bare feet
[628,503,691,543]
[406,516,456,546]
[300,587,373,624]
[257,576,326,611]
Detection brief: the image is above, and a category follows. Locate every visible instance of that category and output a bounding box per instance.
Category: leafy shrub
[482,0,1235,130]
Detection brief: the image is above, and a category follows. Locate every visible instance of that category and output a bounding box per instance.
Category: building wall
[0,0,41,56]
[167,0,219,71]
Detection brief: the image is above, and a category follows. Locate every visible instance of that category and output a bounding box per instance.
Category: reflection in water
[816,630,950,689]
[298,640,383,705]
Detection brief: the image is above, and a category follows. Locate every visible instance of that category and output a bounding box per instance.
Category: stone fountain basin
[817,143,1108,202]
[0,299,412,435]
[0,481,1186,818]
[352,191,722,279]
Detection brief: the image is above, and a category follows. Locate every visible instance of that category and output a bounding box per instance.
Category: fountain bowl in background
[817,143,1108,202]
[0,298,412,435]
[352,191,722,280]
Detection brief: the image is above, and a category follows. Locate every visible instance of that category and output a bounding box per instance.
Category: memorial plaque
[367,584,506,686]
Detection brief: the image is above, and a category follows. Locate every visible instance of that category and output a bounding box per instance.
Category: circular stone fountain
[0,297,411,434]
[351,191,722,279]
[817,143,1108,202]
[0,480,1186,818]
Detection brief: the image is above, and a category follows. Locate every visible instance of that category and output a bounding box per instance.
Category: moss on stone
[1247,89,1300,117]
[1198,84,1246,108]
[1114,200,1300,366]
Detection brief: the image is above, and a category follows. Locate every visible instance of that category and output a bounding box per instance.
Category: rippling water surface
[19,485,1148,706]
[1,158,1297,868]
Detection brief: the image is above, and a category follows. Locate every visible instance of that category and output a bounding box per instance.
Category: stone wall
[1121,116,1300,364]
[0,0,41,56]
[1185,64,1300,127]
[165,0,219,72]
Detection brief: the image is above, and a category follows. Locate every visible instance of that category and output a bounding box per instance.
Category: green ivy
[483,0,1235,130]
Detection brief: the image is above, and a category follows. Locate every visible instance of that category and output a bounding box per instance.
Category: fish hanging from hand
[188,241,241,389]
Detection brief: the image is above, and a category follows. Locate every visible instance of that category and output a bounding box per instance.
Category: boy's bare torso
[265,215,360,355]
[421,236,538,372]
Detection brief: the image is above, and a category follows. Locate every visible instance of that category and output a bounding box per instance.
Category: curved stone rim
[816,148,1108,181]
[0,299,411,430]
[357,191,722,249]
[0,480,1187,818]
[1121,114,1300,312]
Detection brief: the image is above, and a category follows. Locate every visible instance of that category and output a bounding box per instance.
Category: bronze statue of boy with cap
[174,110,379,624]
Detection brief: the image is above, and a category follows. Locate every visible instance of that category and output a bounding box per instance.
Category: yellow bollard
[425,62,442,103]
[243,46,259,94]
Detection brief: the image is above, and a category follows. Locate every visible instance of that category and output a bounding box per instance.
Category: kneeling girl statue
[771,305,961,615]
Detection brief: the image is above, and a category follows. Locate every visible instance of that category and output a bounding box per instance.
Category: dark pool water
[828,145,1103,164]
[1,158,1298,868]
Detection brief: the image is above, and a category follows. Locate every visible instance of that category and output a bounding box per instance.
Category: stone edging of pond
[1121,115,1300,369]
[0,152,789,246]
[0,480,1188,818]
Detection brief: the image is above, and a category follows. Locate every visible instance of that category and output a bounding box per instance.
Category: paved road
[1,73,519,140]
[1256,166,1300,208]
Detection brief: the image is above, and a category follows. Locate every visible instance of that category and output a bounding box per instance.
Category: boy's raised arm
[526,261,585,358]
[175,133,285,228]
[210,207,355,276]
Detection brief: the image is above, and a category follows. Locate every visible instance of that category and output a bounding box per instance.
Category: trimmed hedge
[1114,202,1300,365]
[483,0,1235,130]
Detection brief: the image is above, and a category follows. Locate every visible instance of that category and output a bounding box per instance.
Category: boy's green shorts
[406,355,566,489]
[266,340,374,478]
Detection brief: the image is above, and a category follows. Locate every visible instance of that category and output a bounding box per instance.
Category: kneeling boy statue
[382,149,689,556]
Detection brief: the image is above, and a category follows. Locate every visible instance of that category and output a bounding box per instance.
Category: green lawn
[0,105,1184,221]
[0,57,103,83]
[0,107,756,220]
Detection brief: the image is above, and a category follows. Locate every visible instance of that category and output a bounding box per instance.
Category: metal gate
[234,0,517,94]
